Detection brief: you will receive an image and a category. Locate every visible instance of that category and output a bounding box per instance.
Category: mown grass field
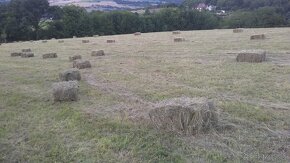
[1,28,290,162]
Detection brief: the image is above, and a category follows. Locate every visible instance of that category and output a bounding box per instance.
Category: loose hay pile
[11,52,22,57]
[73,60,91,69]
[22,49,31,52]
[149,97,218,135]
[42,53,57,59]
[69,55,82,61]
[172,31,181,34]
[134,32,141,36]
[91,50,105,56]
[21,53,34,58]
[250,34,265,40]
[233,28,243,33]
[82,40,89,43]
[236,50,266,63]
[174,37,185,42]
[52,81,79,102]
[107,40,115,43]
[59,68,81,81]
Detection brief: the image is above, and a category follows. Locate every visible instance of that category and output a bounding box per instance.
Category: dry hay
[58,40,64,43]
[233,28,243,33]
[69,55,82,61]
[82,40,89,43]
[149,97,218,135]
[172,30,181,34]
[134,32,141,36]
[52,81,79,102]
[21,53,34,58]
[91,50,105,56]
[11,52,22,57]
[250,34,266,40]
[236,50,266,63]
[73,60,92,69]
[22,49,31,52]
[174,37,185,42]
[42,40,48,43]
[42,53,57,59]
[107,40,116,43]
[59,68,81,81]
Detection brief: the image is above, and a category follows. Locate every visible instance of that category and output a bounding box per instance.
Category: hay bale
[11,52,22,57]
[93,35,99,37]
[21,53,34,58]
[172,31,181,34]
[73,60,91,69]
[107,40,115,43]
[59,68,81,81]
[58,40,64,43]
[22,49,31,52]
[91,50,105,56]
[174,37,185,42]
[149,97,218,135]
[52,81,79,102]
[69,55,82,61]
[250,34,265,40]
[233,28,243,33]
[42,53,57,59]
[236,50,266,63]
[134,32,141,36]
[82,40,89,43]
[42,40,47,43]
[73,36,77,38]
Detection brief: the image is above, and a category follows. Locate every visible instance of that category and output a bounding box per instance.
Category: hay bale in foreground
[52,81,79,102]
[73,60,91,69]
[21,53,34,58]
[172,31,181,34]
[134,32,141,36]
[149,97,218,135]
[59,68,81,81]
[43,53,57,59]
[250,34,265,40]
[236,50,266,63]
[11,52,22,57]
[233,28,243,33]
[58,40,64,43]
[69,55,82,61]
[107,40,115,43]
[22,49,31,52]
[82,40,89,43]
[174,37,185,42]
[91,50,105,56]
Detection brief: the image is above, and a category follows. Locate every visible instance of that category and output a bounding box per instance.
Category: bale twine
[172,31,181,34]
[134,32,141,36]
[69,55,82,61]
[21,53,34,58]
[22,49,31,52]
[250,34,265,40]
[174,37,185,42]
[52,81,79,102]
[233,28,243,33]
[58,40,64,43]
[149,97,218,135]
[236,50,266,63]
[11,52,22,57]
[107,40,115,43]
[59,68,81,81]
[91,50,105,56]
[82,40,89,43]
[42,53,57,59]
[73,60,91,69]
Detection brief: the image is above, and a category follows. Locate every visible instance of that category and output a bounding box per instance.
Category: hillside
[1,28,290,162]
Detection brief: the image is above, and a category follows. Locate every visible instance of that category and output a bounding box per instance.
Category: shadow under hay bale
[22,49,31,52]
[21,53,34,58]
[43,53,57,59]
[52,81,79,102]
[134,32,141,36]
[59,68,81,81]
[149,97,218,135]
[236,51,266,63]
[107,40,115,43]
[58,40,64,43]
[82,40,89,43]
[174,37,185,42]
[69,55,82,61]
[233,28,243,33]
[172,31,181,34]
[250,34,265,40]
[11,52,22,57]
[73,60,91,69]
[91,50,105,56]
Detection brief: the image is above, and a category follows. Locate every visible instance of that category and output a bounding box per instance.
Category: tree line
[0,0,289,42]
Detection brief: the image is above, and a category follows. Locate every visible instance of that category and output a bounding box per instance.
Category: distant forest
[0,0,289,42]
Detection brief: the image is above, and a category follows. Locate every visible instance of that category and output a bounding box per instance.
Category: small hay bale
[11,52,22,57]
[52,81,79,102]
[58,40,64,43]
[172,31,181,34]
[42,40,48,43]
[93,35,99,37]
[250,34,265,40]
[107,40,115,43]
[59,68,81,81]
[91,50,105,56]
[134,32,141,36]
[233,28,243,33]
[236,50,266,63]
[82,40,89,43]
[73,36,77,38]
[21,53,34,58]
[73,60,91,69]
[174,37,185,42]
[22,49,31,52]
[69,55,82,61]
[149,97,218,135]
[42,53,57,59]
